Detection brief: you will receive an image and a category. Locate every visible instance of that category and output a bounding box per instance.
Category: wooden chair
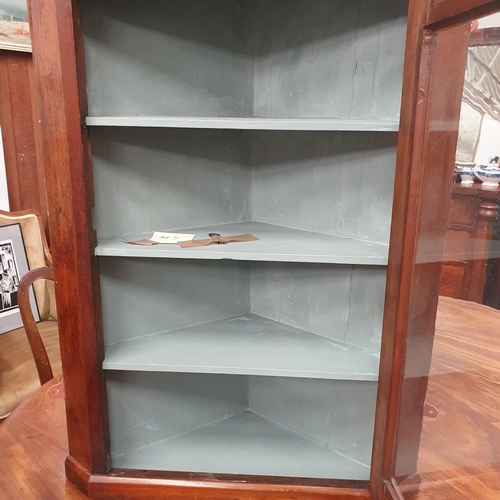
[0,210,61,419]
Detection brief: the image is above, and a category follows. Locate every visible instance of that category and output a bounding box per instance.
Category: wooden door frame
[371,1,500,500]
[28,0,110,476]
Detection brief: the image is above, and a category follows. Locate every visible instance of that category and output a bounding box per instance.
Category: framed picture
[0,223,39,334]
[0,0,31,53]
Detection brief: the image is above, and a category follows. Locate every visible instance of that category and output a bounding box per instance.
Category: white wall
[0,127,9,210]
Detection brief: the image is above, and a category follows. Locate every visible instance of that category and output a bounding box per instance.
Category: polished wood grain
[0,376,86,499]
[440,183,500,302]
[470,26,500,46]
[439,263,467,299]
[372,9,471,499]
[370,1,432,496]
[71,460,371,500]
[403,469,500,500]
[28,0,110,474]
[0,321,61,419]
[422,297,500,475]
[392,20,470,482]
[87,480,370,500]
[18,267,55,385]
[68,454,371,500]
[374,3,500,498]
[399,296,500,499]
[428,0,500,28]
[0,50,48,233]
[382,3,500,496]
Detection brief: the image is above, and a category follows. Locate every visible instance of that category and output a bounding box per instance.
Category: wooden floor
[402,296,500,499]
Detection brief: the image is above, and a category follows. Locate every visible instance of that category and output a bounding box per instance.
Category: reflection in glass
[396,13,500,500]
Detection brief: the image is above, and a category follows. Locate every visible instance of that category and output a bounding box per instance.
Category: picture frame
[0,222,39,334]
[0,0,31,53]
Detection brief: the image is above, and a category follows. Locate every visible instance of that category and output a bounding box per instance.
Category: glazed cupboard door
[370,1,500,500]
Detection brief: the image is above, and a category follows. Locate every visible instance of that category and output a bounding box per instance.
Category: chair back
[0,210,61,415]
[18,267,55,384]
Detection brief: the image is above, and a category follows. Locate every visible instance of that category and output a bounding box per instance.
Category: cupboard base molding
[66,455,372,500]
[383,479,405,500]
[65,456,92,497]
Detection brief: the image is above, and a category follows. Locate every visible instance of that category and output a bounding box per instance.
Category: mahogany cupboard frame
[26,0,500,498]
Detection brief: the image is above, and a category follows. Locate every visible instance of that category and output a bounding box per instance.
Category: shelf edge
[86,116,400,132]
[102,364,379,381]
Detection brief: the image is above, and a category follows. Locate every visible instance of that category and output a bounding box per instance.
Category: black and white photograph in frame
[0,241,19,312]
[0,223,39,334]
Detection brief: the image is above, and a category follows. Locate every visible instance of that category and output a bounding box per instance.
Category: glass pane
[394,13,500,500]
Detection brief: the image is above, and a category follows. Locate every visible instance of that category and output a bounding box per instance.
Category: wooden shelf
[96,222,389,265]
[103,313,380,380]
[112,411,370,480]
[86,116,399,132]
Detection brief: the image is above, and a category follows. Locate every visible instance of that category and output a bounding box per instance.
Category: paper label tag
[123,238,157,246]
[150,232,195,244]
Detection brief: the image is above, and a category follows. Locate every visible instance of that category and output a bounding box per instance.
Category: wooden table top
[402,296,500,500]
[0,376,85,500]
[0,321,61,419]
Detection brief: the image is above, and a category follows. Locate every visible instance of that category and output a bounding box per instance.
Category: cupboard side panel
[91,128,251,238]
[107,371,248,459]
[29,0,109,472]
[250,263,386,354]
[99,258,251,345]
[253,0,408,120]
[393,23,471,480]
[81,0,254,117]
[249,377,378,468]
[251,131,397,245]
[370,2,471,495]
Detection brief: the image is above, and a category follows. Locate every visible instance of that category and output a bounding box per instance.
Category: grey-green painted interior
[103,313,381,380]
[82,0,409,481]
[91,128,397,246]
[81,0,407,120]
[86,116,400,131]
[107,371,377,479]
[96,222,389,265]
[99,258,385,354]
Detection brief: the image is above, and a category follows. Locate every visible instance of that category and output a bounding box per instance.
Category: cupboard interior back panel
[81,0,407,119]
[90,127,397,245]
[107,371,377,479]
[98,258,386,354]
